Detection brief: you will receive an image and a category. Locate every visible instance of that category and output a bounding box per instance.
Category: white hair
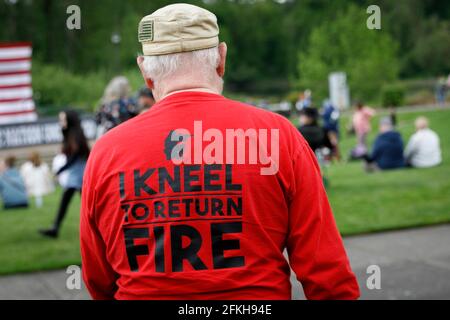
[141,46,221,84]
[415,116,429,130]
[102,76,131,105]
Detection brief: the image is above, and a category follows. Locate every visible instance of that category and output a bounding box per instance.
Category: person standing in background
[20,151,54,208]
[95,76,138,136]
[435,76,447,106]
[39,110,90,238]
[350,101,375,159]
[136,86,155,114]
[388,107,397,127]
[298,107,331,153]
[302,89,312,108]
[322,100,340,160]
[295,89,313,112]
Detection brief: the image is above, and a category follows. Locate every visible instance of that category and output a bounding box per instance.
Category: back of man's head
[136,3,226,101]
[141,47,221,85]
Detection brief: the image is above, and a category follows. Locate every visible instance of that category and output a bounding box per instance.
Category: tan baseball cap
[138,3,219,56]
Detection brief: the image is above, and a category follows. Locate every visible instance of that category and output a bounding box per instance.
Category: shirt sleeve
[404,135,417,160]
[286,139,360,300]
[80,155,118,299]
[370,136,382,162]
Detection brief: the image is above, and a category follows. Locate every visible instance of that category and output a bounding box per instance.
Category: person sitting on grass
[20,151,54,208]
[404,116,442,168]
[0,156,29,209]
[364,117,405,172]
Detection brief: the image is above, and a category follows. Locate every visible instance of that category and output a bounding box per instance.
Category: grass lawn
[327,108,450,234]
[0,107,449,275]
[0,188,81,275]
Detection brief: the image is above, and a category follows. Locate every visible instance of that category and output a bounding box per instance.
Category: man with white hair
[404,116,442,168]
[80,3,359,300]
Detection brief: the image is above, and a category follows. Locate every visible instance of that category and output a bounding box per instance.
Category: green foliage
[408,18,450,77]
[378,0,450,77]
[32,62,145,113]
[209,0,290,93]
[32,62,108,112]
[381,84,405,107]
[297,4,399,103]
[1,0,450,101]
[286,91,300,105]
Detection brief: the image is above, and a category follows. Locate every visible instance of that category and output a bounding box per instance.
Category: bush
[32,62,108,113]
[298,4,399,104]
[286,91,300,105]
[32,63,145,115]
[381,84,405,107]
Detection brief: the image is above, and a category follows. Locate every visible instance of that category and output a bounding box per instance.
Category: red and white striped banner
[0,42,37,125]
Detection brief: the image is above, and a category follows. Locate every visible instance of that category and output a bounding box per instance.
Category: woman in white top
[404,117,442,168]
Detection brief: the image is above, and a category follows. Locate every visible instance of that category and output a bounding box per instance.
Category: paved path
[1,224,449,300]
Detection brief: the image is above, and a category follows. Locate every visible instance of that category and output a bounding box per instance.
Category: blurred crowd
[292,90,442,178]
[95,76,155,136]
[0,80,444,237]
[346,101,442,172]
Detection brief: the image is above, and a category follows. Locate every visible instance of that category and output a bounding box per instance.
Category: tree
[409,18,450,76]
[297,4,399,103]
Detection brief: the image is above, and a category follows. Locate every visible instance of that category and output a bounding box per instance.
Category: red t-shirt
[80,91,359,300]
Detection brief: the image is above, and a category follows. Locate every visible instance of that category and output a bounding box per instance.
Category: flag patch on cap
[138,20,154,42]
[138,4,219,55]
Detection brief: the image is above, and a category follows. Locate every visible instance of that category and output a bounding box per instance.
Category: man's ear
[216,42,227,78]
[137,56,154,89]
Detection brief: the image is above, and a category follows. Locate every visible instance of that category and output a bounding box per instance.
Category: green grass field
[328,108,450,234]
[0,107,449,275]
[0,188,81,275]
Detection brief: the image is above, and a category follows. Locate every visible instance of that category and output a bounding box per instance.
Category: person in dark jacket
[322,100,341,160]
[137,86,155,114]
[298,107,332,152]
[39,110,90,238]
[365,117,404,171]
